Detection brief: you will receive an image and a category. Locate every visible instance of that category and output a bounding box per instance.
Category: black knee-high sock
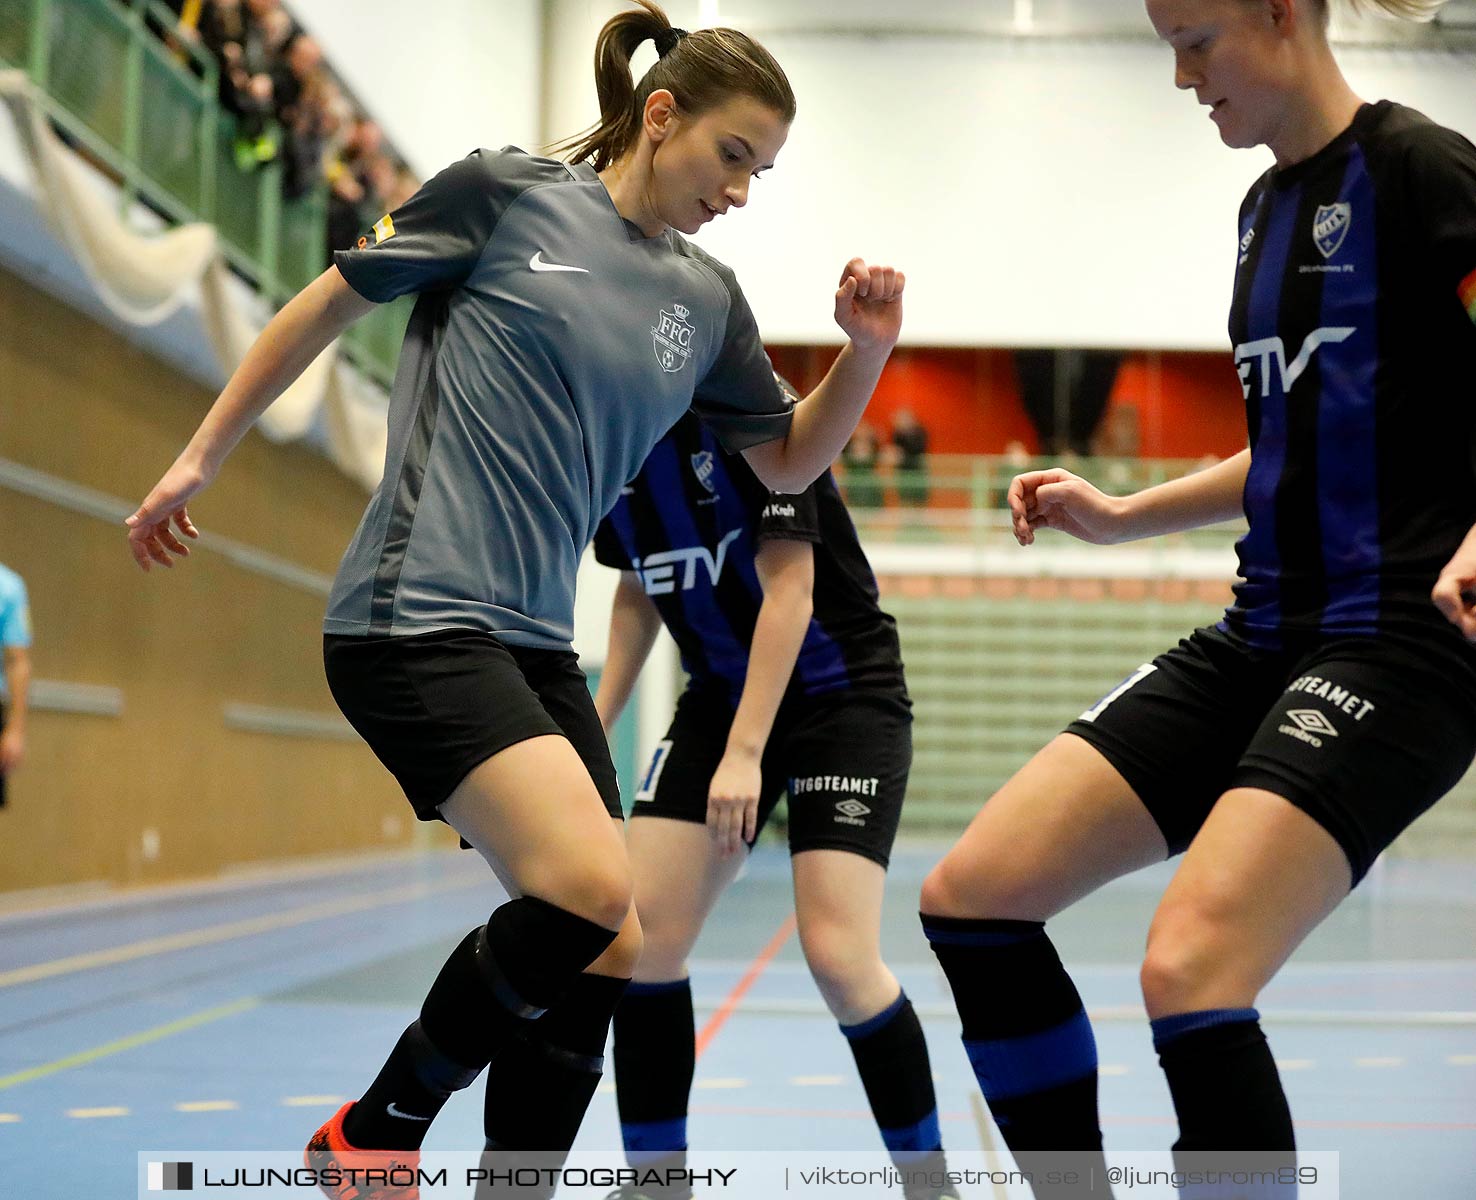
[841,992,954,1200]
[1153,1009,1295,1152]
[613,979,696,1199]
[840,992,943,1159]
[922,914,1112,1200]
[921,915,1102,1153]
[484,972,631,1151]
[474,974,632,1200]
[347,897,617,1150]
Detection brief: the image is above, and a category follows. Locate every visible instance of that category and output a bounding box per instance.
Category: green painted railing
[0,0,408,386]
[838,454,1247,547]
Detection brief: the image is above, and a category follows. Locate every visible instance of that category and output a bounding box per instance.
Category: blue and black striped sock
[1152,1007,1295,1151]
[840,991,945,1162]
[921,915,1103,1153]
[1152,1008,1296,1199]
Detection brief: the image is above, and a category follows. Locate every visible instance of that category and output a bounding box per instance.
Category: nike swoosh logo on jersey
[386,1103,432,1121]
[530,251,589,274]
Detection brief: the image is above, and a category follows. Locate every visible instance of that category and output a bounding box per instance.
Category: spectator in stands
[271,32,323,127]
[840,421,885,509]
[0,562,31,811]
[198,0,278,165]
[887,408,931,507]
[179,1,417,232]
[274,35,329,197]
[325,119,385,258]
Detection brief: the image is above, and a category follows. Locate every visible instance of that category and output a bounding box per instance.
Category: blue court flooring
[1,844,1473,1197]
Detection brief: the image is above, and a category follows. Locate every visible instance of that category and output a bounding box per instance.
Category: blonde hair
[553,0,795,173]
[1338,0,1447,19]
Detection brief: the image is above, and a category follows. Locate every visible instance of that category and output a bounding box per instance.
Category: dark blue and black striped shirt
[1224,101,1476,651]
[593,411,906,706]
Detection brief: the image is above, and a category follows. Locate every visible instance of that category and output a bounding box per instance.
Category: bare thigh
[626,816,745,981]
[792,849,898,1024]
[1141,787,1351,1017]
[439,734,632,932]
[921,733,1169,921]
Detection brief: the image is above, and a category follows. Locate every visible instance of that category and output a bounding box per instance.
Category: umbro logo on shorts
[1279,708,1339,749]
[834,798,871,827]
[1287,709,1339,738]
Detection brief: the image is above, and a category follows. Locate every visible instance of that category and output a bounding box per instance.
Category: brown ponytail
[553,0,796,173]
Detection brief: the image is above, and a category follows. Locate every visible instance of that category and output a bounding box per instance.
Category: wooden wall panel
[0,266,455,893]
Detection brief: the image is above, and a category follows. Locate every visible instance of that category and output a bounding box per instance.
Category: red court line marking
[694,913,797,1060]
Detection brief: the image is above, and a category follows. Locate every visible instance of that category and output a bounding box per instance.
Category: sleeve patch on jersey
[1460,267,1476,325]
[373,214,396,245]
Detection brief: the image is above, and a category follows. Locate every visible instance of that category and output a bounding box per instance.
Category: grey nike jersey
[324,147,793,648]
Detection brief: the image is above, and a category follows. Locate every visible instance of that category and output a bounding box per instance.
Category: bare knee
[920,845,1049,921]
[527,858,634,932]
[589,908,644,978]
[630,907,702,981]
[920,854,981,918]
[800,926,893,1024]
[1140,905,1257,1019]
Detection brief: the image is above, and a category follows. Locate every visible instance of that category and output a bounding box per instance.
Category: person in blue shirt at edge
[918,2,1476,1199]
[592,388,958,1200]
[0,562,32,811]
[123,1,906,1196]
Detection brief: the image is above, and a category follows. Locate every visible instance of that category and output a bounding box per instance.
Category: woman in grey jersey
[125,1,904,1193]
[918,2,1476,1195]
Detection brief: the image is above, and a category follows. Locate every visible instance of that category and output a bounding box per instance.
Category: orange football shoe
[304,1102,422,1200]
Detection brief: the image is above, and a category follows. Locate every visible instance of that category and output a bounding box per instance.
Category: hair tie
[653,26,688,58]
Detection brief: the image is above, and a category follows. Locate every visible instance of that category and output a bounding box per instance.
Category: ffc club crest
[691,450,716,495]
[652,303,696,373]
[1313,203,1352,260]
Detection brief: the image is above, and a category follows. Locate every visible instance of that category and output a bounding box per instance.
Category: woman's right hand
[1007,468,1126,547]
[125,456,211,571]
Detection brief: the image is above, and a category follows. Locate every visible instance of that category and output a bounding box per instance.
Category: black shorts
[632,686,912,869]
[1066,625,1476,884]
[323,630,621,822]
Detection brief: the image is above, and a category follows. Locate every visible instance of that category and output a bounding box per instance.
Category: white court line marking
[282,1096,345,1107]
[688,997,1476,1028]
[0,1113,20,1123]
[176,1100,239,1112]
[68,1107,129,1118]
[1354,1057,1404,1069]
[693,1078,747,1090]
[791,1075,846,1087]
[1449,1055,1476,1066]
[1275,1059,1315,1071]
[0,878,482,990]
[1099,1065,1132,1076]
[0,998,260,1092]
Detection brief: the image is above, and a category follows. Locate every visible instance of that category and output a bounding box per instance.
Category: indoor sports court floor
[2,844,1473,1198]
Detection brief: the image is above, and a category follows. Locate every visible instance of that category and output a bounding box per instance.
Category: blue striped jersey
[594,412,906,706]
[1223,102,1476,651]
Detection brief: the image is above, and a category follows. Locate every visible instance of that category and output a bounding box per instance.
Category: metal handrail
[0,0,403,386]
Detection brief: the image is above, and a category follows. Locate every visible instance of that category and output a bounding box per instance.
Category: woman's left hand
[833,257,904,354]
